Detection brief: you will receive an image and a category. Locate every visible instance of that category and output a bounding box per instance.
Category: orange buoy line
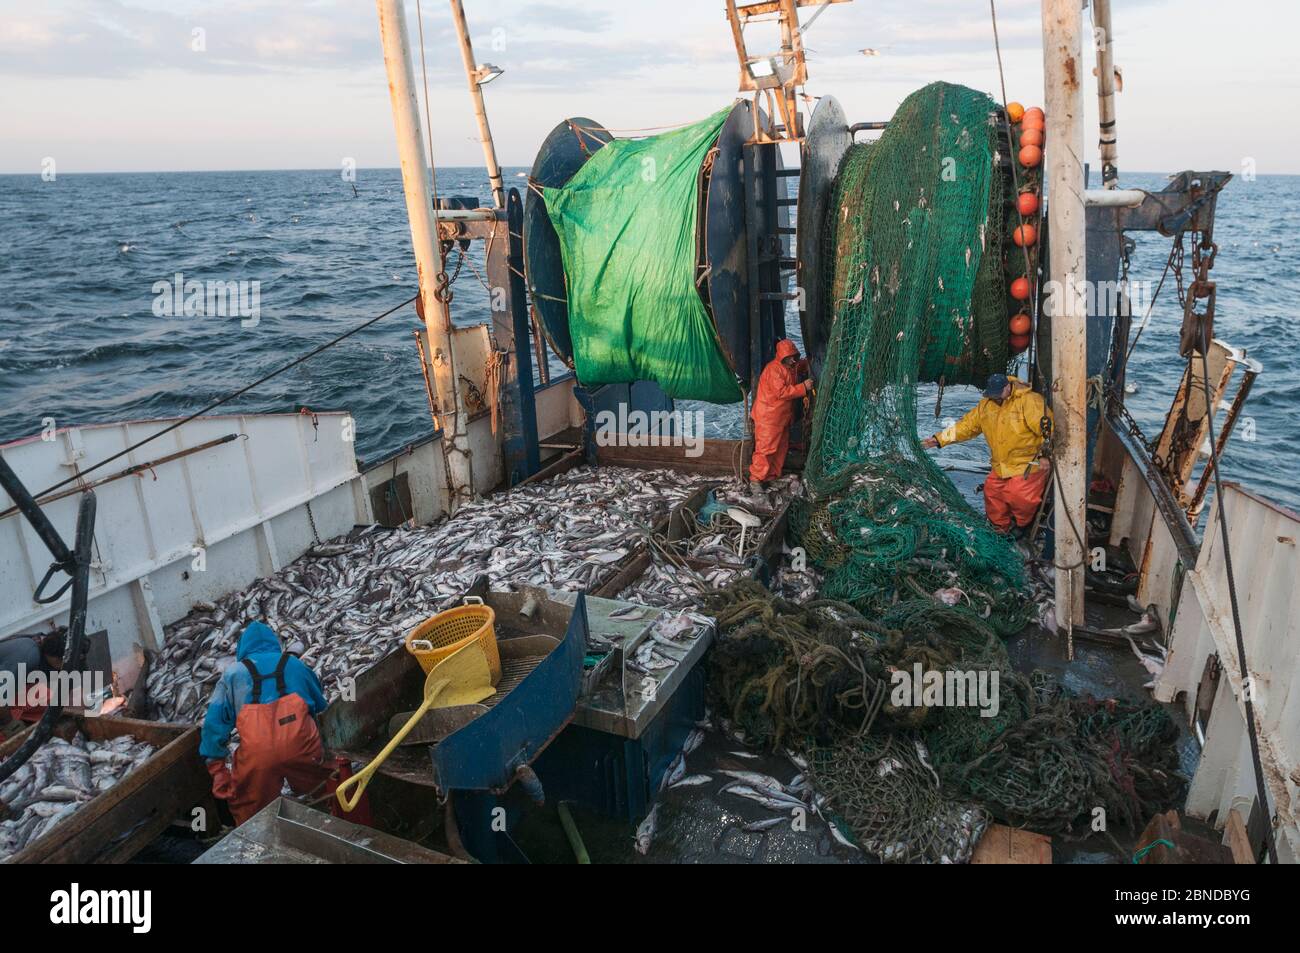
[1005,101,1046,354]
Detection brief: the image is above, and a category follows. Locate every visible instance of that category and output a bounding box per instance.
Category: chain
[434,245,467,304]
[1105,381,1156,455]
[1156,223,1219,485]
[1171,233,1187,307]
[305,500,321,544]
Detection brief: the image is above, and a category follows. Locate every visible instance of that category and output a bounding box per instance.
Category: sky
[0,0,1295,175]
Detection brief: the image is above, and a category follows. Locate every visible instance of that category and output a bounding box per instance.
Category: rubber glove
[207,759,234,801]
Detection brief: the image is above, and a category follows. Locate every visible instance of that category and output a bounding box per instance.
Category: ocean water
[1,167,1296,510]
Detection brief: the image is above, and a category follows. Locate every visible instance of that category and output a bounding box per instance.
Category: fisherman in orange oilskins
[749,339,814,486]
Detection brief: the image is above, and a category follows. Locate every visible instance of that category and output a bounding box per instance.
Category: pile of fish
[618,559,744,610]
[624,611,713,691]
[0,733,155,861]
[145,466,710,721]
[666,477,798,567]
[715,475,801,512]
[666,519,768,566]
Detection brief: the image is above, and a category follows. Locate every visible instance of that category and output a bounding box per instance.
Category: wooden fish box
[664,483,791,568]
[0,715,210,865]
[970,823,1053,864]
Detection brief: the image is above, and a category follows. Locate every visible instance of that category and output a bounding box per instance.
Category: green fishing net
[796,81,1029,637]
[700,84,1184,861]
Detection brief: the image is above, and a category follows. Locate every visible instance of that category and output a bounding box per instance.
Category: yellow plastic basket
[405,597,501,683]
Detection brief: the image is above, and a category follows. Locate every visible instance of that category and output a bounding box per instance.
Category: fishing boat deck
[136,459,1188,863]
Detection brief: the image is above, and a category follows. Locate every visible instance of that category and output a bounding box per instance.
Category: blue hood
[236,621,281,661]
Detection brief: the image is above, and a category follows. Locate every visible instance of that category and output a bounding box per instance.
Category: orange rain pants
[227,666,329,825]
[982,464,1050,532]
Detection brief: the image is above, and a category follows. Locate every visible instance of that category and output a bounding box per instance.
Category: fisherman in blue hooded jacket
[200,621,330,824]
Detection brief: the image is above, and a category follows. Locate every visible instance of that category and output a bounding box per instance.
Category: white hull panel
[0,413,371,688]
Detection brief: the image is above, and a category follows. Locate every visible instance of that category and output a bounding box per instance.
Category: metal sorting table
[193,797,462,864]
[550,592,713,739]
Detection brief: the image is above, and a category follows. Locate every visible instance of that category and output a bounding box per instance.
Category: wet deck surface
[509,612,1194,865]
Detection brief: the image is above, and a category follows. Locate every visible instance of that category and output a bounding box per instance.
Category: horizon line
[0,165,1279,178]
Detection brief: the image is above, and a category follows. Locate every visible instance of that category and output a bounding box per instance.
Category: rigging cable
[28,295,418,503]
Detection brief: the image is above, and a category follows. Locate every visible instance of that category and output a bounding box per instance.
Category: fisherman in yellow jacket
[922,373,1053,534]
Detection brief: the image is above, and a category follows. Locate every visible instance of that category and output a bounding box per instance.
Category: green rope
[1132,838,1175,864]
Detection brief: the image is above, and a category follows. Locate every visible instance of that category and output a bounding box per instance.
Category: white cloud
[0,0,1295,173]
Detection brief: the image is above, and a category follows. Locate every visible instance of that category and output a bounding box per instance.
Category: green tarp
[542,106,742,404]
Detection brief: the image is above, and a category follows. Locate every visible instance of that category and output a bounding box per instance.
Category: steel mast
[1042,0,1088,641]
[449,0,506,209]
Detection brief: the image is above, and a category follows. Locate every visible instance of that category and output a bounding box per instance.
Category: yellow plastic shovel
[335,639,497,812]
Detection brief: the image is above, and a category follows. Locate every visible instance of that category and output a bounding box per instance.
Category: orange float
[1009,312,1032,336]
[1010,277,1031,301]
[1017,190,1039,216]
[1019,144,1043,168]
[1022,106,1045,129]
[1013,223,1037,247]
[1009,333,1032,352]
[1020,127,1044,148]
[1006,101,1025,123]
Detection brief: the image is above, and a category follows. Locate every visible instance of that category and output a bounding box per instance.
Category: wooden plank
[517,447,582,486]
[1223,808,1256,864]
[592,550,652,600]
[971,824,1052,864]
[596,439,751,476]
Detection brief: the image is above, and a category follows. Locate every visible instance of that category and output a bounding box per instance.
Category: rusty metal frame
[1186,356,1262,520]
[1147,340,1262,523]
[1152,341,1239,497]
[724,0,852,143]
